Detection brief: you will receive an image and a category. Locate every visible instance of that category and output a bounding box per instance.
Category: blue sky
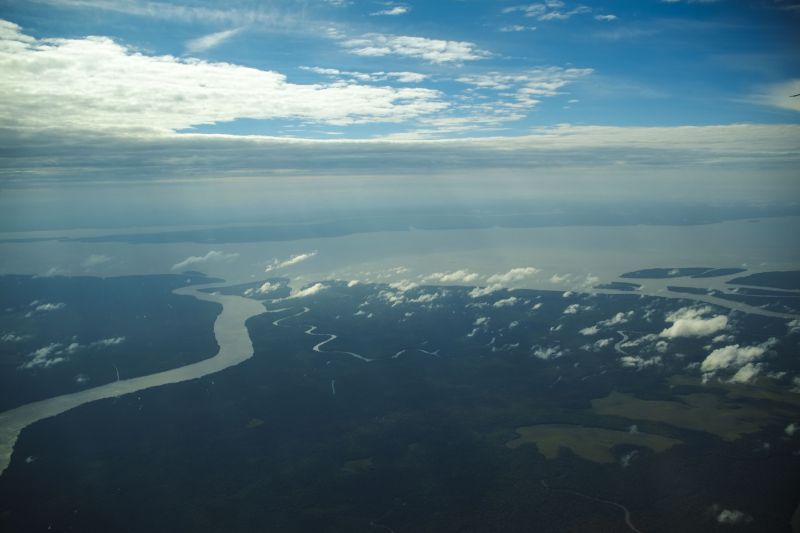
[0,0,798,207]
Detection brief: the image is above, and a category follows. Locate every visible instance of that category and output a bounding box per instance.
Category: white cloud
[185,28,242,53]
[341,33,489,63]
[171,250,239,271]
[347,280,360,287]
[424,270,479,284]
[594,14,618,21]
[82,254,112,268]
[457,67,592,110]
[748,79,800,113]
[486,267,540,285]
[728,362,764,384]
[532,346,563,359]
[371,5,410,16]
[469,285,501,298]
[659,306,728,338]
[786,423,798,436]
[619,355,663,370]
[580,325,599,336]
[26,1,295,26]
[90,336,126,348]
[594,338,613,349]
[6,121,800,185]
[32,302,66,313]
[0,21,445,133]
[500,25,537,32]
[265,251,317,272]
[599,311,632,327]
[245,281,281,296]
[715,508,753,526]
[503,2,592,21]
[20,343,67,369]
[493,296,519,308]
[1,333,27,342]
[300,66,429,84]
[701,339,777,380]
[620,449,638,467]
[292,283,328,298]
[389,280,418,292]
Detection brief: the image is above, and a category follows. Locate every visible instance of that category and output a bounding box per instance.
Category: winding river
[0,282,266,476]
[1,273,796,477]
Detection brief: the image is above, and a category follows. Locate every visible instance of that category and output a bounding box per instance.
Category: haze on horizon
[0,0,798,232]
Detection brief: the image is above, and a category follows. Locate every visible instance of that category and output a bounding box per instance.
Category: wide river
[0,283,265,475]
[0,217,798,475]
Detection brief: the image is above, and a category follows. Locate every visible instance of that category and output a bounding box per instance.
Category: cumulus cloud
[598,311,632,327]
[786,423,798,437]
[532,345,563,359]
[424,270,480,284]
[20,343,67,369]
[291,283,328,298]
[389,280,418,292]
[619,355,663,370]
[0,21,445,134]
[82,254,112,268]
[264,251,317,272]
[659,306,728,338]
[620,450,638,467]
[594,338,613,349]
[486,267,539,285]
[715,508,753,526]
[90,336,126,348]
[701,339,777,382]
[469,285,500,298]
[1,332,27,342]
[23,336,127,368]
[580,325,599,336]
[493,296,519,308]
[244,281,281,297]
[28,302,66,314]
[172,250,239,271]
[341,33,489,63]
[727,363,763,384]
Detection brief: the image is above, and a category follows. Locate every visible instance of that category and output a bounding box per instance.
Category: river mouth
[0,281,266,476]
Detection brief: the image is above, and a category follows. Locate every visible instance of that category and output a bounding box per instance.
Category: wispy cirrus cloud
[25,0,297,27]
[748,79,800,113]
[371,4,410,16]
[340,33,490,63]
[185,28,243,53]
[503,2,592,21]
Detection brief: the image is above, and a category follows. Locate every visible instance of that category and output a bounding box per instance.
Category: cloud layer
[0,21,444,134]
